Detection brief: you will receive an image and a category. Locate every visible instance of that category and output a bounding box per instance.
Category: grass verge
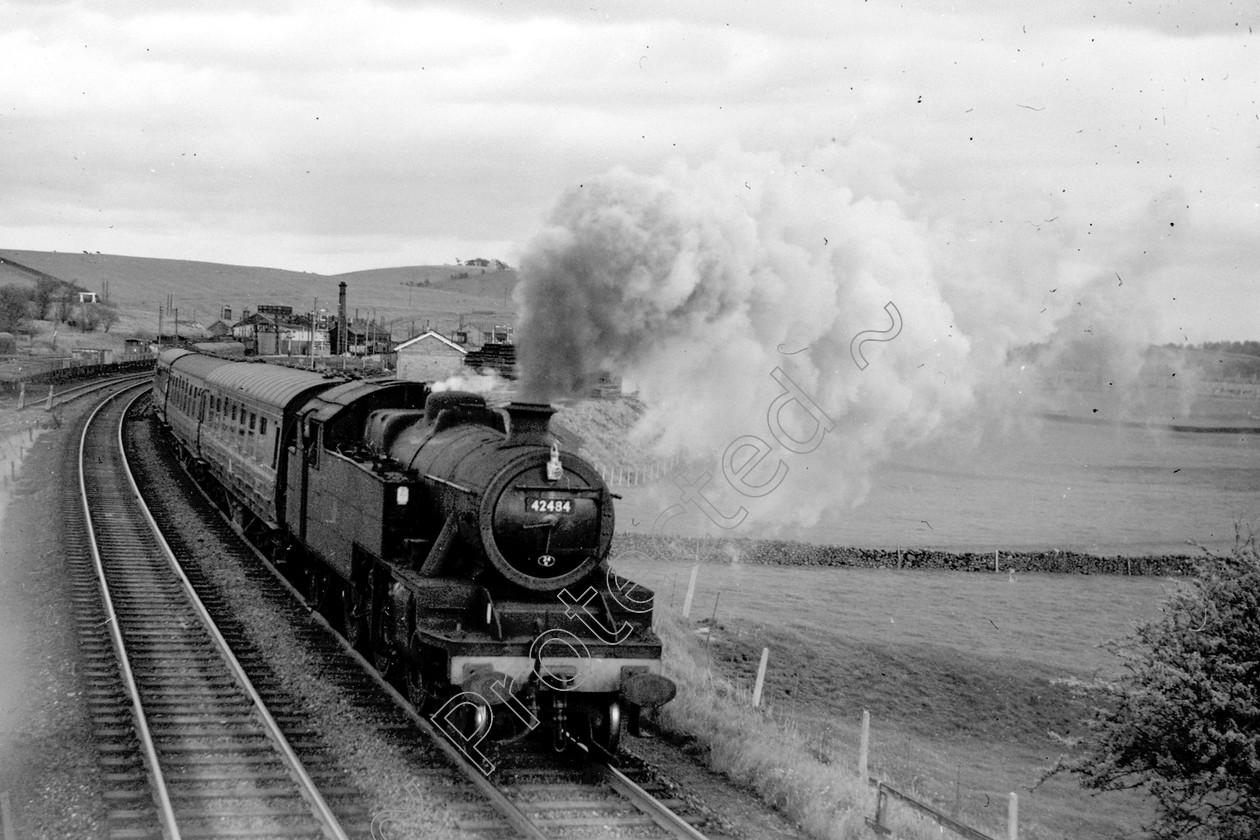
[651,606,951,840]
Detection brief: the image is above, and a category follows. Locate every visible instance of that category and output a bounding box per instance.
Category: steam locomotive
[152,347,674,756]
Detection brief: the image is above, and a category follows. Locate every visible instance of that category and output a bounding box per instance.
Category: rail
[601,763,712,840]
[79,386,181,839]
[20,370,153,411]
[80,385,351,840]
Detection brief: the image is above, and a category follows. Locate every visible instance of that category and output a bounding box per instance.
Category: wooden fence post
[681,564,699,618]
[751,647,770,707]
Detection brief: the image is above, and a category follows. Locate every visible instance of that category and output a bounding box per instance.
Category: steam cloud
[514,143,1187,530]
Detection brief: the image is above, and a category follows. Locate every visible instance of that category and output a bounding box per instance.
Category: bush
[1052,528,1260,839]
[0,284,30,332]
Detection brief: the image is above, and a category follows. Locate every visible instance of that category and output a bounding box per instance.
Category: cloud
[0,0,1254,341]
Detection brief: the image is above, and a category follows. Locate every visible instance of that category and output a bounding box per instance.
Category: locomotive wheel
[372,597,396,678]
[227,500,246,534]
[340,587,368,651]
[306,567,331,613]
[405,661,436,712]
[586,699,622,756]
[445,697,492,744]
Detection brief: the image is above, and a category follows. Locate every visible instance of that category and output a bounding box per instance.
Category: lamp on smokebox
[546,443,564,481]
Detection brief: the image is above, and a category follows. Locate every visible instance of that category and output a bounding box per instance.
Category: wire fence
[582,450,683,487]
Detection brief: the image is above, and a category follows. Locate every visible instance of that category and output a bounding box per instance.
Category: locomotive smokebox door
[489,467,602,585]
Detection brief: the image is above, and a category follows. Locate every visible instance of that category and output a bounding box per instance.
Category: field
[611,413,1260,558]
[615,555,1169,839]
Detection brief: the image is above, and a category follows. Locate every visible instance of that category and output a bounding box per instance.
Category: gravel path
[0,403,109,840]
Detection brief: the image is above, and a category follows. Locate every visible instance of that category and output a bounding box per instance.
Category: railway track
[460,741,721,839]
[66,383,356,840]
[18,370,153,412]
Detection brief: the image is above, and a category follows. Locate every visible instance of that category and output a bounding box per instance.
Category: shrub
[1052,528,1260,839]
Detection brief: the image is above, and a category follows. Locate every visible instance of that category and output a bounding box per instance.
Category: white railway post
[858,709,870,782]
[1008,792,1018,839]
[751,647,770,707]
[45,384,54,410]
[17,382,24,410]
[681,564,699,618]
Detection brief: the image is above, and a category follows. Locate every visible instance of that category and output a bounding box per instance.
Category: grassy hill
[0,248,518,352]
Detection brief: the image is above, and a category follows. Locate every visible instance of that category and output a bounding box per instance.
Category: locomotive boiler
[152,348,675,756]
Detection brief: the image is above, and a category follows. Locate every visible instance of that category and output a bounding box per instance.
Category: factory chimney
[337,282,348,355]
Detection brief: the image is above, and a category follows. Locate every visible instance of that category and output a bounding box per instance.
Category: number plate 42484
[527,497,573,514]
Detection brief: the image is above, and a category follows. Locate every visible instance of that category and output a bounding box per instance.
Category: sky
[1,0,1257,342]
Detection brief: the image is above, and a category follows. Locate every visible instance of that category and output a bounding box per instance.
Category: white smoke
[430,369,508,394]
[514,144,1188,531]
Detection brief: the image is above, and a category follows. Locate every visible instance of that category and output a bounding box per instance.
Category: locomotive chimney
[337,281,348,355]
[504,402,555,446]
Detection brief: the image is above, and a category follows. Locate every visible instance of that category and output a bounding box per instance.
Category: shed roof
[395,330,467,354]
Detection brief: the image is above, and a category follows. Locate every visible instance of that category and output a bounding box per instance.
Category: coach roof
[300,379,427,424]
[168,348,235,380]
[205,361,336,411]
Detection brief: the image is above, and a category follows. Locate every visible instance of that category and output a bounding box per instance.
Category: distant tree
[33,277,60,319]
[99,303,120,333]
[0,284,30,332]
[1050,531,1260,839]
[1199,340,1260,358]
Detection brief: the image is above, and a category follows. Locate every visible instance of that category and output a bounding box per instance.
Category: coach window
[259,417,268,437]
[249,412,256,434]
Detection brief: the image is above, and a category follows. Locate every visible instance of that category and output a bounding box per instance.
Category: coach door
[195,388,208,454]
[296,417,323,542]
